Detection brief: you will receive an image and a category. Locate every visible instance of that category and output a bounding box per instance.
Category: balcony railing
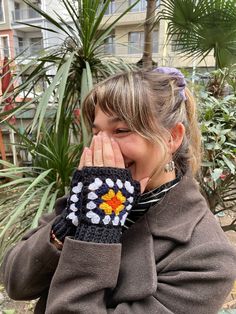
[12,8,41,22]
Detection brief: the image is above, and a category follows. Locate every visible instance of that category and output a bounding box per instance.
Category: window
[0,36,10,58]
[0,0,4,22]
[28,5,40,19]
[14,2,21,20]
[105,0,115,15]
[13,1,40,21]
[129,0,146,12]
[128,31,158,54]
[130,0,161,12]
[171,34,184,52]
[30,37,43,53]
[18,37,24,53]
[104,35,115,54]
[128,32,144,54]
[153,31,159,53]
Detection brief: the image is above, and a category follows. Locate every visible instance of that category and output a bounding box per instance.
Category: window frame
[152,30,159,53]
[128,31,144,54]
[0,0,5,23]
[129,0,146,13]
[0,35,10,58]
[104,0,115,15]
[128,31,159,54]
[17,36,24,53]
[29,37,43,54]
[104,35,116,55]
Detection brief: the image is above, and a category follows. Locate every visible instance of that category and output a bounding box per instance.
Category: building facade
[0,0,66,64]
[0,0,215,68]
[102,0,215,68]
[0,0,15,64]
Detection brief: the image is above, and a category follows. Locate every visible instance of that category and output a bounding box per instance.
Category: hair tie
[152,67,187,101]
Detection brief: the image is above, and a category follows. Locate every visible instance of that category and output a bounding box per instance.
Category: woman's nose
[99,131,110,137]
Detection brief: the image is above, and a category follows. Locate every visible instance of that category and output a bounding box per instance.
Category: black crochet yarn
[51,169,83,242]
[52,212,76,242]
[81,166,140,188]
[70,168,83,187]
[52,166,140,244]
[75,221,122,243]
[73,167,140,243]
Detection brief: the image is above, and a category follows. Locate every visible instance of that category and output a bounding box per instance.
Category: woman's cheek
[115,138,134,157]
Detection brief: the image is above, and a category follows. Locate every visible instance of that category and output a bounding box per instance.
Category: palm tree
[138,0,157,69]
[158,0,236,69]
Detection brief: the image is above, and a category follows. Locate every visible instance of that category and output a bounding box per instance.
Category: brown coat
[2,173,236,314]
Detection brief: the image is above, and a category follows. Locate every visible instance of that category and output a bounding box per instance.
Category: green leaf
[0,188,44,238]
[31,182,55,228]
[3,310,16,314]
[222,155,235,174]
[55,52,75,132]
[30,64,66,140]
[20,169,52,199]
[159,0,236,68]
[47,190,60,213]
[80,66,93,146]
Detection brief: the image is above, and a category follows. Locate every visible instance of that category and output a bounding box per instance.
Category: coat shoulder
[146,174,224,244]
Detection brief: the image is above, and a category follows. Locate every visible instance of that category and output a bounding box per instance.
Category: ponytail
[184,88,202,175]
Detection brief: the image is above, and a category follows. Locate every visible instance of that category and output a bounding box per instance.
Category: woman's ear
[169,123,185,153]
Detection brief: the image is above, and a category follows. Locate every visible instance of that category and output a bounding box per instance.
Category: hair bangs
[82,72,148,132]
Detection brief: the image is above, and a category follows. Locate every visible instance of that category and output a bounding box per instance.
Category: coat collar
[146,173,208,244]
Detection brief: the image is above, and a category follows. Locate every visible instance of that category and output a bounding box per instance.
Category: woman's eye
[114,129,131,134]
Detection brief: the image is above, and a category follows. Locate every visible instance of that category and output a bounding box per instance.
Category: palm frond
[158,0,236,68]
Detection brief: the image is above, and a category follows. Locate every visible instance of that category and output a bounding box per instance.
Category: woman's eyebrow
[92,117,121,129]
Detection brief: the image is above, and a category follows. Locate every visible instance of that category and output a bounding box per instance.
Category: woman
[2,68,236,314]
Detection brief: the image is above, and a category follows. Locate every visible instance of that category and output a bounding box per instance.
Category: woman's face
[92,106,174,189]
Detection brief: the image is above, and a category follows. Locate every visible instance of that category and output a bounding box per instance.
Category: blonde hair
[82,70,202,176]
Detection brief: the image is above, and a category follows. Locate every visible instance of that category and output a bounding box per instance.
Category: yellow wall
[101,2,215,68]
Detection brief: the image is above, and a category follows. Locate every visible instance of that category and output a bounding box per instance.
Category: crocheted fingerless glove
[69,167,140,243]
[51,170,83,242]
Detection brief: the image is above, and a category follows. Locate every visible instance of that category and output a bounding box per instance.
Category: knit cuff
[52,215,76,242]
[71,169,83,186]
[74,221,122,243]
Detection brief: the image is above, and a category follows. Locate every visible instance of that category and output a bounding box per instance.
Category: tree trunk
[140,0,156,70]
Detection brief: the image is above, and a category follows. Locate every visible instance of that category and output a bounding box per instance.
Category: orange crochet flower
[99,189,126,215]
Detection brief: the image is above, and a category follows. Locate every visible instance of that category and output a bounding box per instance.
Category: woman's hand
[78,132,149,193]
[79,132,125,169]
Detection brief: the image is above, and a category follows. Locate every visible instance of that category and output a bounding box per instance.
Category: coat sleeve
[2,197,67,300]
[45,237,236,314]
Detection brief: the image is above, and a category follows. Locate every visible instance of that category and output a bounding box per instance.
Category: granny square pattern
[66,181,83,227]
[65,167,140,229]
[85,177,135,226]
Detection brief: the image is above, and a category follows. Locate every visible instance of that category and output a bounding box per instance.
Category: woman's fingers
[84,147,93,167]
[102,133,116,167]
[111,138,125,168]
[79,147,93,168]
[78,148,86,170]
[93,134,103,167]
[80,133,124,168]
